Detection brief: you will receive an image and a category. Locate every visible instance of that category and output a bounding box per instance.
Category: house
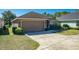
[0,18,4,28]
[12,11,51,32]
[57,12,79,27]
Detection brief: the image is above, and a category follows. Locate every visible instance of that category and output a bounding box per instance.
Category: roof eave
[57,19,79,22]
[12,18,50,22]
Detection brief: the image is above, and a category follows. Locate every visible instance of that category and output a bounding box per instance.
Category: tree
[42,12,47,16]
[42,12,55,19]
[54,11,70,17]
[2,10,16,26]
[75,9,79,12]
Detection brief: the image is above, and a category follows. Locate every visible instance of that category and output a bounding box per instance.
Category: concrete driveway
[26,31,79,50]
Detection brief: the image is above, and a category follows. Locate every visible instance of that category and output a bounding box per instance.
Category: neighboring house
[0,18,4,28]
[57,12,79,27]
[12,11,51,32]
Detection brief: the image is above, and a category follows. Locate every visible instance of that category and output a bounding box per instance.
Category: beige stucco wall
[61,22,77,27]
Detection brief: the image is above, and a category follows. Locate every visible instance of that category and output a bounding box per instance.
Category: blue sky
[0,9,76,17]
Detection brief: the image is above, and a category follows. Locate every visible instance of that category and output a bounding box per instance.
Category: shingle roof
[17,11,51,18]
[57,12,79,21]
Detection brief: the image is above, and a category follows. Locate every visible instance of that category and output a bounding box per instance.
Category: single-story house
[57,12,79,27]
[0,18,4,28]
[12,11,52,32]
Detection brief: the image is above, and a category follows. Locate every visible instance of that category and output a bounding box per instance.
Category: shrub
[62,24,70,30]
[13,27,24,35]
[77,26,79,30]
[50,24,62,30]
[45,28,48,31]
[0,28,3,33]
[3,25,9,34]
[12,27,17,33]
[3,26,7,30]
[0,27,9,35]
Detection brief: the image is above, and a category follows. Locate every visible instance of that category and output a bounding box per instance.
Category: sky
[0,9,77,17]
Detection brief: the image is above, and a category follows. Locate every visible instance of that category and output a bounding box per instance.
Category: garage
[12,11,51,32]
[22,21,44,32]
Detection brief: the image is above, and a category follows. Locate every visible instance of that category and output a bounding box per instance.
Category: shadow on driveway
[26,30,60,35]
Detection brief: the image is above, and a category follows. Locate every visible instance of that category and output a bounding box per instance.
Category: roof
[57,12,79,21]
[12,11,51,22]
[17,11,51,18]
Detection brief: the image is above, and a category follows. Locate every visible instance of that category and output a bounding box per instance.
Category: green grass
[0,35,39,50]
[0,27,39,50]
[60,29,79,35]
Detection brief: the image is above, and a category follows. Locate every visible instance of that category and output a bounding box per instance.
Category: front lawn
[0,35,39,50]
[60,29,79,35]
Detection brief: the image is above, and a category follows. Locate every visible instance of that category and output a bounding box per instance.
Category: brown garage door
[22,21,44,32]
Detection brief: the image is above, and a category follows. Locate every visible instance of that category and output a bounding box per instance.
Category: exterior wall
[12,19,20,27]
[43,20,47,29]
[0,23,2,28]
[12,23,18,27]
[61,22,77,27]
[58,19,79,28]
[50,20,56,25]
[0,20,4,28]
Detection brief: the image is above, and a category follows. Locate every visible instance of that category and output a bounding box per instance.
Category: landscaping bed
[12,27,24,35]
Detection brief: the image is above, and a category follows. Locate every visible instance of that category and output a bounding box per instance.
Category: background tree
[54,11,70,17]
[42,12,47,16]
[42,12,55,19]
[74,9,79,12]
[2,10,16,27]
[43,11,70,20]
